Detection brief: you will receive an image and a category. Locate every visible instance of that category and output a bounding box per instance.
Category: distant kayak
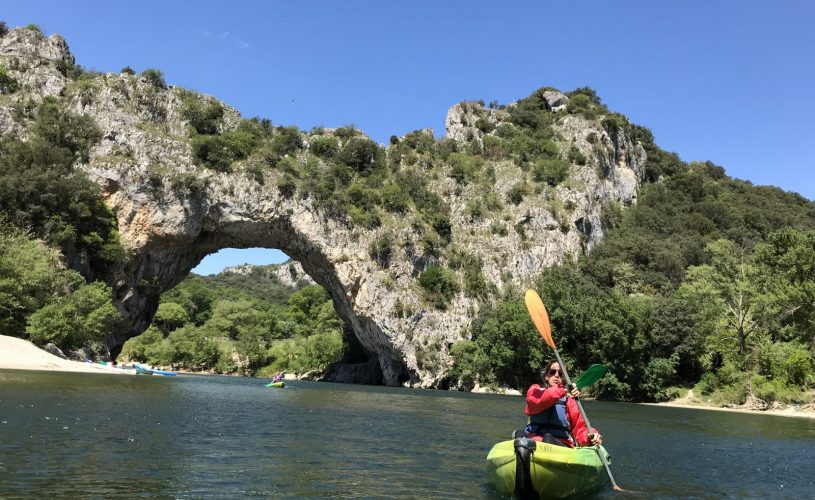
[486,437,610,498]
[133,363,177,377]
[90,360,136,375]
[265,381,285,388]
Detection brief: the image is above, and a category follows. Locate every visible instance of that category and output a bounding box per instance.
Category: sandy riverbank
[0,334,123,374]
[641,389,815,420]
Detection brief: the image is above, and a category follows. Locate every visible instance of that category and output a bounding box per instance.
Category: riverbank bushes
[120,276,347,376]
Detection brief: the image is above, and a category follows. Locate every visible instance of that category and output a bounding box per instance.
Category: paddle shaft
[550,346,621,491]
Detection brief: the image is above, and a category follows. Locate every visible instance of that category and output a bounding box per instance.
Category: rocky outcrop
[0,26,647,387]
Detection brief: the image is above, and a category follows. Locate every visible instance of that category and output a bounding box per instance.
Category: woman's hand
[568,384,580,399]
[589,433,602,446]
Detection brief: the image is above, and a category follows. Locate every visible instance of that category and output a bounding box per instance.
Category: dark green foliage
[333,125,357,140]
[170,173,208,197]
[140,68,166,88]
[450,251,491,299]
[26,281,123,351]
[337,137,382,174]
[192,130,259,172]
[120,66,135,75]
[0,66,19,94]
[567,145,587,165]
[532,159,571,186]
[277,175,296,198]
[475,117,494,134]
[270,126,303,158]
[0,221,84,337]
[310,135,339,159]
[30,97,101,162]
[450,300,545,389]
[401,130,436,154]
[566,94,594,116]
[447,153,483,184]
[369,233,393,268]
[125,265,348,374]
[0,21,8,37]
[508,182,529,205]
[585,163,815,294]
[417,265,459,308]
[180,93,224,135]
[0,99,123,276]
[381,183,409,213]
[567,86,602,105]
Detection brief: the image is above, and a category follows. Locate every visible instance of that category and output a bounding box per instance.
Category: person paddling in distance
[523,359,603,448]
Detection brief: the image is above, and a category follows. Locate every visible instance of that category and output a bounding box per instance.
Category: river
[1,370,813,498]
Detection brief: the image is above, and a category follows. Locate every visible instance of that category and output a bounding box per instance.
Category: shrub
[0,21,8,37]
[508,182,529,205]
[418,266,459,309]
[192,130,259,171]
[337,137,382,173]
[568,145,587,165]
[402,130,436,154]
[0,66,19,94]
[26,281,123,351]
[277,175,296,198]
[381,183,409,213]
[120,327,163,362]
[447,153,482,184]
[270,126,303,157]
[532,159,571,186]
[140,68,166,89]
[310,135,339,159]
[474,117,494,134]
[0,222,85,337]
[120,66,136,75]
[566,94,594,115]
[369,233,393,268]
[181,94,224,135]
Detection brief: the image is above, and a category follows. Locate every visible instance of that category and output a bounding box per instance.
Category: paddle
[574,364,607,390]
[525,289,623,492]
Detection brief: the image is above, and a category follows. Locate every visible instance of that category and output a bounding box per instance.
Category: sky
[4,1,814,274]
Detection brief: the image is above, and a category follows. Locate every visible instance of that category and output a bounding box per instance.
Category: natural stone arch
[106,189,413,386]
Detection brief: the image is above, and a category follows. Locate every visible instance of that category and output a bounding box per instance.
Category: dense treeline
[121,267,346,376]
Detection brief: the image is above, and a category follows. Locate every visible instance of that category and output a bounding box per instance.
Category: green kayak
[486,438,610,498]
[265,381,285,388]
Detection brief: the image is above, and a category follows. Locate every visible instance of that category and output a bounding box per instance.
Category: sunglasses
[546,368,564,377]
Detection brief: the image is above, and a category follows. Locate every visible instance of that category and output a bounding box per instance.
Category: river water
[1,370,813,498]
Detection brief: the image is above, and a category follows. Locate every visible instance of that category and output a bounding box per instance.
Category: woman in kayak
[523,359,603,448]
[272,372,284,383]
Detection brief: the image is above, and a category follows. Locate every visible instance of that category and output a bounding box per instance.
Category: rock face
[0,27,647,387]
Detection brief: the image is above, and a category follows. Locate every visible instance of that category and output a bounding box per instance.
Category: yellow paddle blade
[525,289,555,349]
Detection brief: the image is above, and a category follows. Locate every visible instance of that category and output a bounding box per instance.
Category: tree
[26,281,122,351]
[152,301,189,335]
[753,228,815,344]
[679,239,761,361]
[0,222,84,337]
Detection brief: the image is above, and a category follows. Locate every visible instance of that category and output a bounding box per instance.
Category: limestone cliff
[0,26,647,387]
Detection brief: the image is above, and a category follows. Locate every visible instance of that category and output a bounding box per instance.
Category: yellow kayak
[486,438,610,498]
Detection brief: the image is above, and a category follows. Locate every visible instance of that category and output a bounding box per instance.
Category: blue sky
[4,1,814,274]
